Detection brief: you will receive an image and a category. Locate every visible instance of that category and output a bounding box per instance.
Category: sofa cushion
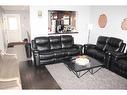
[96,36,109,51]
[61,35,74,49]
[54,52,66,58]
[49,36,62,50]
[35,37,50,51]
[52,47,79,57]
[40,59,55,65]
[39,51,54,60]
[105,37,123,52]
[52,49,67,58]
[52,49,72,56]
[65,47,80,56]
[94,50,105,61]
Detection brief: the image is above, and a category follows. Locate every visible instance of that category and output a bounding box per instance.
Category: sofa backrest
[96,36,125,52]
[61,35,74,49]
[33,35,74,51]
[104,37,123,52]
[49,36,62,50]
[96,36,109,51]
[34,37,50,52]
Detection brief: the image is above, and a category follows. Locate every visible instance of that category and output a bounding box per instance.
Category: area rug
[46,63,127,89]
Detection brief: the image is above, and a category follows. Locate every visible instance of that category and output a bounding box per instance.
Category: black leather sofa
[84,36,126,68]
[32,35,82,66]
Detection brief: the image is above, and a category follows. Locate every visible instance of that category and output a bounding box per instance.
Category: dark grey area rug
[46,63,127,89]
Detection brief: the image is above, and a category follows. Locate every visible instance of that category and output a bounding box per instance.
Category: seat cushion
[52,49,67,58]
[94,50,105,61]
[40,59,55,65]
[86,49,105,61]
[65,47,80,56]
[116,59,127,72]
[39,51,54,60]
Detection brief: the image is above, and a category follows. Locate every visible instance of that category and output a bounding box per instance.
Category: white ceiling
[1,6,29,11]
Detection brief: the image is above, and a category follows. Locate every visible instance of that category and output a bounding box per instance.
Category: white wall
[90,6,127,46]
[25,6,127,46]
[0,7,5,51]
[30,6,90,44]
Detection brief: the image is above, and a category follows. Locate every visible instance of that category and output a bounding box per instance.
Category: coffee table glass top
[64,55,104,72]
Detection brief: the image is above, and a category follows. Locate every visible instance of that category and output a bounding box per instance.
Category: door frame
[4,14,22,43]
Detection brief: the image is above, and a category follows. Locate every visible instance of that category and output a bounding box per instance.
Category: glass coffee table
[64,55,104,78]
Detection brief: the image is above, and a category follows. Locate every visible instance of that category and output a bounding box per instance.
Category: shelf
[48,32,78,35]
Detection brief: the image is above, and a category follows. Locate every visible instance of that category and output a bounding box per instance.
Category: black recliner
[84,36,126,68]
[32,35,82,66]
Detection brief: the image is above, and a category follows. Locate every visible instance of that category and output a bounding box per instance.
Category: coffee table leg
[89,67,102,74]
[73,70,89,78]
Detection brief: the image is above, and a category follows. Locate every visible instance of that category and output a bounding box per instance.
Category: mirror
[48,10,77,34]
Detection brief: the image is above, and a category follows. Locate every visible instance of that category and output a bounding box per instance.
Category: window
[8,17,18,30]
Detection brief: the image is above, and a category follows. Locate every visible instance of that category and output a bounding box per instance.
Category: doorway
[4,14,22,43]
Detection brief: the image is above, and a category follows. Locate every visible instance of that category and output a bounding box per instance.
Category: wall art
[121,18,127,30]
[98,14,107,28]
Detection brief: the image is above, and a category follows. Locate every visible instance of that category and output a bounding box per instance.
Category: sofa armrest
[106,51,127,61]
[106,51,126,56]
[111,52,127,61]
[32,49,39,53]
[73,44,83,54]
[84,44,96,49]
[32,49,40,66]
[117,43,126,53]
[32,40,36,49]
[74,44,83,48]
[84,44,96,54]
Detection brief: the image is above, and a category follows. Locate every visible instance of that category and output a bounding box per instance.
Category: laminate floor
[20,60,61,89]
[19,60,61,89]
[7,45,61,89]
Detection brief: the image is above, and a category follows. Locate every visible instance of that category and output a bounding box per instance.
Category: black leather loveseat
[84,36,126,68]
[32,35,82,66]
